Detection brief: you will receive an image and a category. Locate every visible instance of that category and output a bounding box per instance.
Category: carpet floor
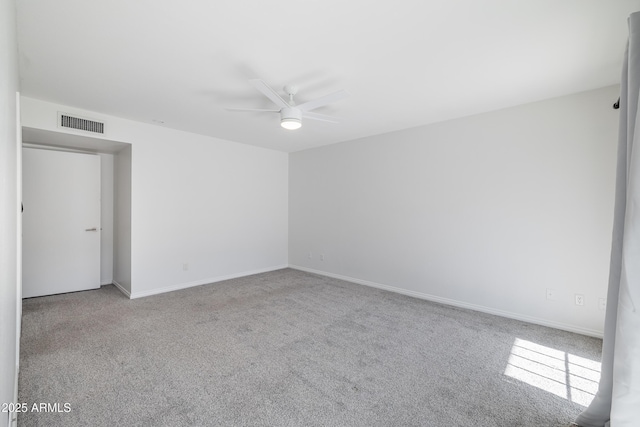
[18,268,602,426]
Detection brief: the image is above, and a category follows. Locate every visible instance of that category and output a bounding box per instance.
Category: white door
[22,147,101,298]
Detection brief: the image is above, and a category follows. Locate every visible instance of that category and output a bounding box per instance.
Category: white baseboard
[289,265,603,338]
[129,265,289,299]
[112,280,131,298]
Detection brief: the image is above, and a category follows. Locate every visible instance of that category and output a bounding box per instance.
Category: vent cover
[58,113,105,134]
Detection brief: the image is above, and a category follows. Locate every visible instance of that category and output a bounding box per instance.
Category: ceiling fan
[227,79,349,130]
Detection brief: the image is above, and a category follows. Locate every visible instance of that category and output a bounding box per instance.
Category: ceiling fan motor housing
[281,107,301,121]
[280,106,302,129]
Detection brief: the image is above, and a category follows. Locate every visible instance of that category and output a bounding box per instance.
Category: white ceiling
[16,0,640,153]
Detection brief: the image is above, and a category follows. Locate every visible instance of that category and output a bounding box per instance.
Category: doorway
[21,127,131,299]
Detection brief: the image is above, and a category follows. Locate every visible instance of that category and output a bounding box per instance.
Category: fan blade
[303,111,340,123]
[297,89,349,112]
[249,79,289,109]
[226,108,279,113]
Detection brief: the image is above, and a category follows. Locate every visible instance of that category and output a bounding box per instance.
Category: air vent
[58,113,105,134]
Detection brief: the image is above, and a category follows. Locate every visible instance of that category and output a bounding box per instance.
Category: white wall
[129,127,288,297]
[21,97,289,298]
[0,0,19,425]
[290,86,619,337]
[99,153,114,285]
[113,146,131,294]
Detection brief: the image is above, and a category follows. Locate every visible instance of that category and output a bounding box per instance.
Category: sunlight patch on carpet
[504,338,601,407]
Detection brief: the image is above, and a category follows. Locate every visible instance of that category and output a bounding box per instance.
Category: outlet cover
[546,289,556,301]
[598,298,606,311]
[575,294,584,306]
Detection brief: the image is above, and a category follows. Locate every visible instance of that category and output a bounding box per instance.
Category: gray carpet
[18,268,601,426]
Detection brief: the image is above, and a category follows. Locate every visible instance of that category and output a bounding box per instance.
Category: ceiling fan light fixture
[281,118,302,130]
[280,106,302,130]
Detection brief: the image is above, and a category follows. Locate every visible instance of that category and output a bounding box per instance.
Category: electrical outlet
[183,263,189,271]
[308,252,312,259]
[598,298,606,311]
[320,254,325,261]
[546,289,556,301]
[575,294,584,306]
